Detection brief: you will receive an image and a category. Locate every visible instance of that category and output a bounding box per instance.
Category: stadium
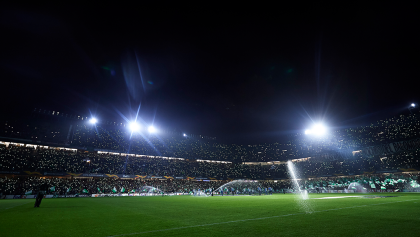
[2,5,419,237]
[1,108,420,236]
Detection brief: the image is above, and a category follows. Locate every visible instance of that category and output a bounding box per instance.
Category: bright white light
[89,118,97,124]
[129,122,140,132]
[305,123,327,136]
[312,124,326,136]
[411,103,415,108]
[148,126,156,133]
[183,133,187,137]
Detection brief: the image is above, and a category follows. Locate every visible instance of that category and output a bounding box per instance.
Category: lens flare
[129,122,140,132]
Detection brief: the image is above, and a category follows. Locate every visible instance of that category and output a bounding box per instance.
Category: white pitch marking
[108,199,418,237]
[1,201,32,210]
[312,196,359,199]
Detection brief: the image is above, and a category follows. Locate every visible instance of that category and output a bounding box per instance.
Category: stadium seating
[1,111,420,195]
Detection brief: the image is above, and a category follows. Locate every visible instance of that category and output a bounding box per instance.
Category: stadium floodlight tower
[89,118,97,124]
[129,121,140,132]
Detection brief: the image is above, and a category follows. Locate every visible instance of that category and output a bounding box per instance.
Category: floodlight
[148,126,156,133]
[183,133,187,137]
[129,122,140,132]
[312,124,326,136]
[411,103,415,108]
[305,123,327,136]
[89,118,97,124]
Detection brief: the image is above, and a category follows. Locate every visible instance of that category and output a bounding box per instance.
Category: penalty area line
[107,198,418,237]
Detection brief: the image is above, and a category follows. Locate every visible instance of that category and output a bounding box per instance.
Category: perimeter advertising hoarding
[82,173,106,177]
[3,195,54,199]
[3,195,90,199]
[119,174,136,178]
[91,193,173,197]
[67,173,133,178]
[56,195,90,198]
[92,193,136,197]
[43,172,68,176]
[376,170,398,173]
[150,176,163,179]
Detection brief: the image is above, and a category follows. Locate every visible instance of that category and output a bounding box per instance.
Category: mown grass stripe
[108,198,418,237]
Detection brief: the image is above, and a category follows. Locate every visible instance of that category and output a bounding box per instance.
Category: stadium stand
[1,111,420,195]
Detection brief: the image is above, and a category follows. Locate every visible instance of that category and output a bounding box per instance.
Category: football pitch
[1,193,420,237]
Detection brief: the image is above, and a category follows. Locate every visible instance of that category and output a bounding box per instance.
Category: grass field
[1,193,420,237]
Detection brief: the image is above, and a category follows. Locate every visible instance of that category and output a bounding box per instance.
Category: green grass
[1,193,420,237]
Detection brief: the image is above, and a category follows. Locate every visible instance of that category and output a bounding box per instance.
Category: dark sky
[1,5,418,144]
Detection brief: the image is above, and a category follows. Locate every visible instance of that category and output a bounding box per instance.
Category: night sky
[1,5,418,144]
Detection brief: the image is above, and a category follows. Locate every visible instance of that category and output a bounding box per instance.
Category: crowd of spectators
[1,173,418,196]
[0,176,232,195]
[1,144,419,181]
[1,111,420,196]
[68,112,420,162]
[2,111,420,163]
